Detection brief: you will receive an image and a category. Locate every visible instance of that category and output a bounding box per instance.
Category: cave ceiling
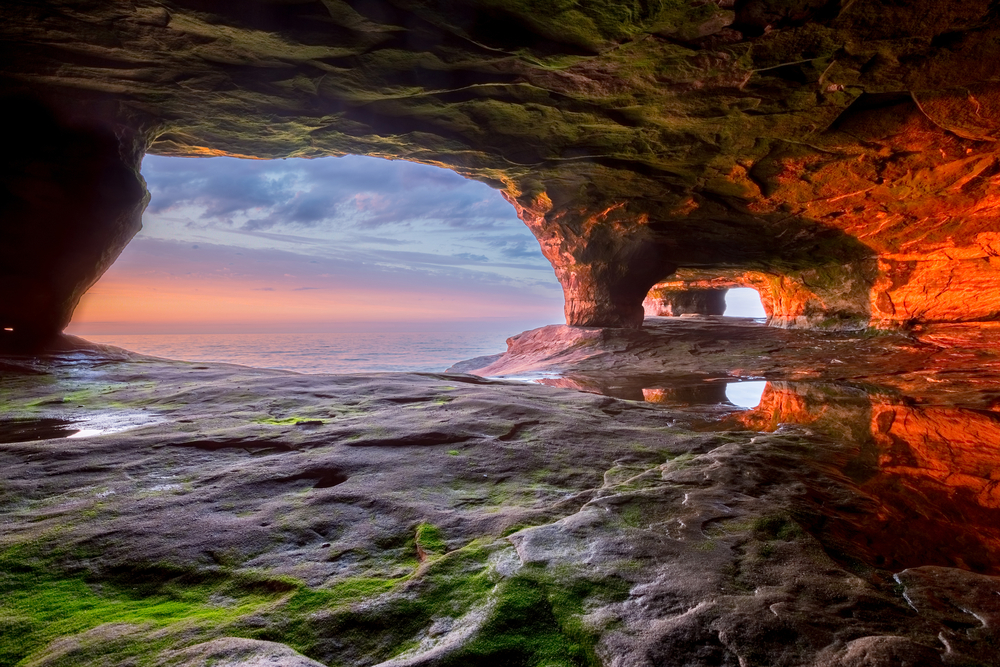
[3,0,1000,332]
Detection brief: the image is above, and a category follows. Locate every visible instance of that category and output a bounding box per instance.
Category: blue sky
[69,155,566,333]
[68,154,763,334]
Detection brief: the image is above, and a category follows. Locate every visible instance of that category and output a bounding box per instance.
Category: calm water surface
[82,331,509,374]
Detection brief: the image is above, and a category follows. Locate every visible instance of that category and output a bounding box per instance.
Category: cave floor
[2,321,1000,666]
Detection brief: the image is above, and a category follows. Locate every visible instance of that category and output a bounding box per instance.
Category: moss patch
[254,416,326,426]
[440,565,630,667]
[0,548,290,666]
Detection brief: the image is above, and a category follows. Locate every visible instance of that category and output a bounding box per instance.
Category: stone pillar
[504,192,676,328]
[0,95,150,348]
[643,287,728,317]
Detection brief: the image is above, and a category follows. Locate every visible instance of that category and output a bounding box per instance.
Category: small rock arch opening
[724,288,767,319]
[643,279,768,321]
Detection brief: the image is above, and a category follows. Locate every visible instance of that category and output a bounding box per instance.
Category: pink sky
[67,155,565,334]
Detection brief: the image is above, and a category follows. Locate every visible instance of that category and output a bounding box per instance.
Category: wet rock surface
[3,331,1000,666]
[466,316,1000,406]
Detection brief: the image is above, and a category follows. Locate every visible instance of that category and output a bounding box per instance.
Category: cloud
[81,154,565,335]
[108,238,553,294]
[452,252,489,262]
[488,237,546,259]
[142,154,516,231]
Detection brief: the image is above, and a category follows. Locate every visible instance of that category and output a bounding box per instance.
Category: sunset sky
[67,155,566,334]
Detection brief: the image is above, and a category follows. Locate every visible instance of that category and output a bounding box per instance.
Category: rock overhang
[3,0,1000,336]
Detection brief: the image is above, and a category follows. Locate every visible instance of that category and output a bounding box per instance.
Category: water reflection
[0,412,164,443]
[0,417,80,443]
[543,374,1000,576]
[724,380,767,408]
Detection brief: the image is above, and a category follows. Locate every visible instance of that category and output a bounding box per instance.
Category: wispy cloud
[143,155,515,231]
[71,155,564,333]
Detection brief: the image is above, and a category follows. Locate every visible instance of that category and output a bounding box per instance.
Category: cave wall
[0,96,149,344]
[4,0,1000,334]
[643,286,728,317]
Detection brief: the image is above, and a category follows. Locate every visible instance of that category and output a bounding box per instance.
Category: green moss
[0,548,289,666]
[664,451,696,468]
[0,499,629,667]
[415,523,448,556]
[282,576,404,617]
[752,515,803,541]
[440,565,630,667]
[618,500,656,529]
[254,416,325,426]
[252,542,500,662]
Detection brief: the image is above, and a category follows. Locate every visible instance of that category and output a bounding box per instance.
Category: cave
[5,0,1000,343]
[5,2,1000,666]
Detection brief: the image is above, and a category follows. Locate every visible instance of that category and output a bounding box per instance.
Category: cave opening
[642,284,767,321]
[65,154,564,373]
[725,380,767,408]
[724,287,767,319]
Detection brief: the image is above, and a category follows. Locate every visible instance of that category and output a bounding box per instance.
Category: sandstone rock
[4,337,1000,665]
[642,287,727,317]
[161,637,328,667]
[5,1,1000,332]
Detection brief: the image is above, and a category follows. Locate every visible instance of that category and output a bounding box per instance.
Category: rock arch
[4,0,1000,341]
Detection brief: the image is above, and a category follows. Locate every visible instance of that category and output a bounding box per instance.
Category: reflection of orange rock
[842,402,1000,573]
[736,382,818,432]
[641,383,729,406]
[703,381,1000,573]
[871,403,1000,511]
[641,387,672,402]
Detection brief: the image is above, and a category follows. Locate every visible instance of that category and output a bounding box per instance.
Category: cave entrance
[642,283,767,321]
[724,288,766,319]
[65,154,563,372]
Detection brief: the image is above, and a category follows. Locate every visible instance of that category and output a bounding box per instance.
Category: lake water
[81,331,511,374]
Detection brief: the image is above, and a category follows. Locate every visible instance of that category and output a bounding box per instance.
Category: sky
[66,154,765,335]
[67,155,566,334]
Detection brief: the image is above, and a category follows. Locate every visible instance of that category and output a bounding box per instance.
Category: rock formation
[4,338,1000,666]
[642,283,728,317]
[5,0,1000,336]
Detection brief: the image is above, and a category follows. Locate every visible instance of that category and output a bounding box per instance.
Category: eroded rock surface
[2,335,1000,666]
[5,1,1000,331]
[642,285,728,318]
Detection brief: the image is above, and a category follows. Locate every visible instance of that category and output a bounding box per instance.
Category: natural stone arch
[643,287,729,318]
[6,0,1000,342]
[644,265,876,330]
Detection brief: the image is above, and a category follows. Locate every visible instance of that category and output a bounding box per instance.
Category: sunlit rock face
[644,268,874,329]
[4,0,1000,331]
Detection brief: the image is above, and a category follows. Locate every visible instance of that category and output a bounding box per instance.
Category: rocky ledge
[2,330,1000,666]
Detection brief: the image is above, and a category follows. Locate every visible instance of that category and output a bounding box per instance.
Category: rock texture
[642,284,727,317]
[3,337,1000,666]
[5,1,1000,332]
[461,316,1000,407]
